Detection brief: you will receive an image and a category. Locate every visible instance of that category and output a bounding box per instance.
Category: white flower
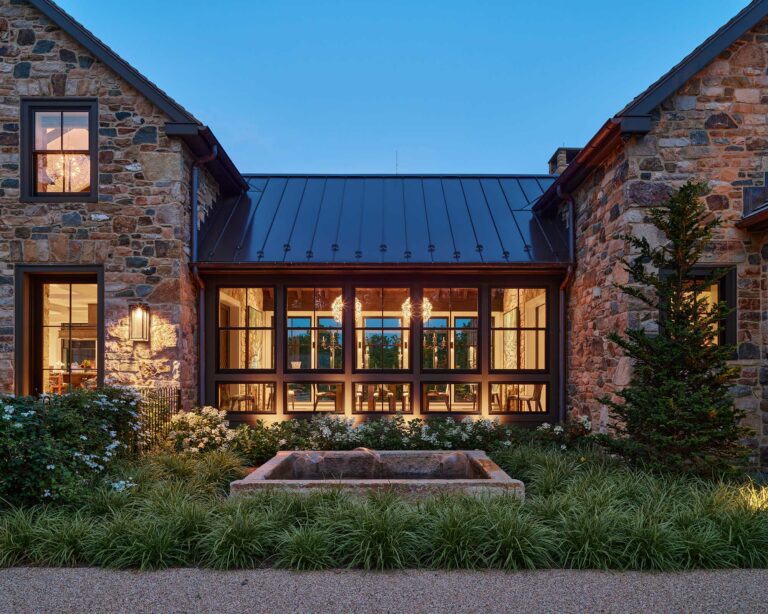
[80,434,88,441]
[43,490,51,498]
[537,422,551,431]
[553,425,564,435]
[560,444,567,450]
[46,464,56,470]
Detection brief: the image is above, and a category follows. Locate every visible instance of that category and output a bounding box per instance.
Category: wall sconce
[129,304,150,342]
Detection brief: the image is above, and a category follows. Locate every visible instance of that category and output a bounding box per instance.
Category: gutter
[557,189,576,424]
[190,145,219,407]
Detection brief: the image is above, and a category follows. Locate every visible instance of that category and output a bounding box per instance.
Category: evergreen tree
[603,180,750,476]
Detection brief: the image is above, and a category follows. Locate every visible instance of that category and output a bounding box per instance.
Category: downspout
[190,145,218,407]
[557,185,576,424]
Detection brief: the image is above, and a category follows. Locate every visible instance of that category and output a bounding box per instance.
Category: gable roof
[30,0,247,194]
[198,174,568,266]
[535,0,768,211]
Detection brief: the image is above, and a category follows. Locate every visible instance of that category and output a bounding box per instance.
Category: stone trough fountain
[230,448,524,499]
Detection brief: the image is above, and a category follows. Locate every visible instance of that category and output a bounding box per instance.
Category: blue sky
[59,0,749,175]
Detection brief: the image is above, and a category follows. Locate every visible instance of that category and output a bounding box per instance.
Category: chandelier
[331,295,343,323]
[401,297,412,321]
[422,297,433,323]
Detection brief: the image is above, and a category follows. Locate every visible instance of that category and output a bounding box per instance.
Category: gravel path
[1,568,767,613]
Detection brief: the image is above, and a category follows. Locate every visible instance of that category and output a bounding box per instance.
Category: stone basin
[230,449,524,499]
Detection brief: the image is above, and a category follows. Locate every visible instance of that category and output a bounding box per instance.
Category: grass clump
[1,445,768,571]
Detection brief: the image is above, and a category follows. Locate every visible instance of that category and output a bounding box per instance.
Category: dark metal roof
[198,174,568,265]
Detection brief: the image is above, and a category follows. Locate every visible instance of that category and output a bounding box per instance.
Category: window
[681,269,736,347]
[490,288,547,370]
[355,288,411,370]
[217,383,275,413]
[39,281,99,394]
[422,383,479,413]
[22,99,97,200]
[422,288,478,370]
[489,383,548,414]
[286,382,343,413]
[217,288,274,370]
[353,383,412,413]
[286,287,343,370]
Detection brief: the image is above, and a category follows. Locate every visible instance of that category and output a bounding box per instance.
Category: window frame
[14,265,105,396]
[351,381,413,415]
[285,381,345,415]
[216,382,277,415]
[353,285,413,373]
[284,286,345,373]
[216,286,277,373]
[489,286,549,373]
[20,98,99,203]
[421,287,480,373]
[421,382,481,415]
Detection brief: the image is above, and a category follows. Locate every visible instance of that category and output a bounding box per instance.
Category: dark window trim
[351,381,413,415]
[14,265,105,396]
[215,285,277,373]
[660,266,737,347]
[421,286,481,374]
[284,381,345,414]
[488,285,551,374]
[20,98,99,203]
[284,285,345,373]
[216,381,276,415]
[488,382,549,416]
[420,381,481,415]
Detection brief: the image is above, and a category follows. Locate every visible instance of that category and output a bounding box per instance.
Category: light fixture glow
[332,295,344,323]
[128,304,150,342]
[422,297,433,323]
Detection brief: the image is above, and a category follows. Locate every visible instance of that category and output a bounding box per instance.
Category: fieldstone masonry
[0,2,219,406]
[565,17,768,466]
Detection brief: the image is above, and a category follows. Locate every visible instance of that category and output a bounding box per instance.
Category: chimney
[548,147,582,175]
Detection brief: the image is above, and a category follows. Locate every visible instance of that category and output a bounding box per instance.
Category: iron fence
[136,386,181,453]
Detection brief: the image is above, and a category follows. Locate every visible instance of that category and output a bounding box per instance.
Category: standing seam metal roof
[198,174,567,265]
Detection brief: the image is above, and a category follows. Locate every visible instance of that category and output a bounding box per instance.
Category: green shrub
[274,526,335,570]
[166,406,235,454]
[0,388,140,505]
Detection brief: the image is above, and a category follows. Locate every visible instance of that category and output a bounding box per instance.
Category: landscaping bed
[1,443,767,572]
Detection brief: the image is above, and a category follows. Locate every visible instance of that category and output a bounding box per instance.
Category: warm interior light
[129,304,150,342]
[422,297,433,323]
[355,297,362,327]
[332,295,344,323]
[401,297,412,321]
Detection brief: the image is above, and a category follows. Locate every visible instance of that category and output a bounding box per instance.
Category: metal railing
[135,386,181,453]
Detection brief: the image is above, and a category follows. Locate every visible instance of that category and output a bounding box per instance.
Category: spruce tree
[603,180,750,476]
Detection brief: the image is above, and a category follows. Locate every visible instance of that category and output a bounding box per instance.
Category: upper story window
[217,287,275,371]
[490,287,547,370]
[21,99,98,202]
[422,288,478,370]
[355,287,411,370]
[286,287,343,370]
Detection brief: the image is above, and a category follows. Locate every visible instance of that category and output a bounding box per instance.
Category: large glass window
[40,282,98,393]
[490,288,547,370]
[353,383,411,413]
[217,383,275,413]
[218,288,274,370]
[422,383,479,413]
[489,383,548,414]
[422,288,478,370]
[286,287,343,370]
[33,109,92,195]
[286,382,343,413]
[355,288,410,370]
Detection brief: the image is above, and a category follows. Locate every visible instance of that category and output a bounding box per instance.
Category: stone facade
[565,17,768,465]
[0,2,219,406]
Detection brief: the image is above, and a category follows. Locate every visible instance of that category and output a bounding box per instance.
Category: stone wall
[0,2,219,406]
[565,17,768,465]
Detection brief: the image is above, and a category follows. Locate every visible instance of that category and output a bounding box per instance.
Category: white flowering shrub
[0,387,141,505]
[167,406,236,454]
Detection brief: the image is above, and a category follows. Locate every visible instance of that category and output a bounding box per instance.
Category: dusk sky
[58,0,750,175]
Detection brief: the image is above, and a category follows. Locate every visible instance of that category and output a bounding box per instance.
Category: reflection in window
[218,288,274,370]
[353,383,411,413]
[33,109,91,194]
[422,288,478,370]
[491,288,547,370]
[355,288,410,369]
[286,288,343,370]
[217,383,275,413]
[286,382,343,413]
[41,282,98,393]
[422,383,479,413]
[684,281,722,345]
[489,383,547,414]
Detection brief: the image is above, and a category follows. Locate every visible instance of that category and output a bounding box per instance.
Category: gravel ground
[1,568,767,614]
